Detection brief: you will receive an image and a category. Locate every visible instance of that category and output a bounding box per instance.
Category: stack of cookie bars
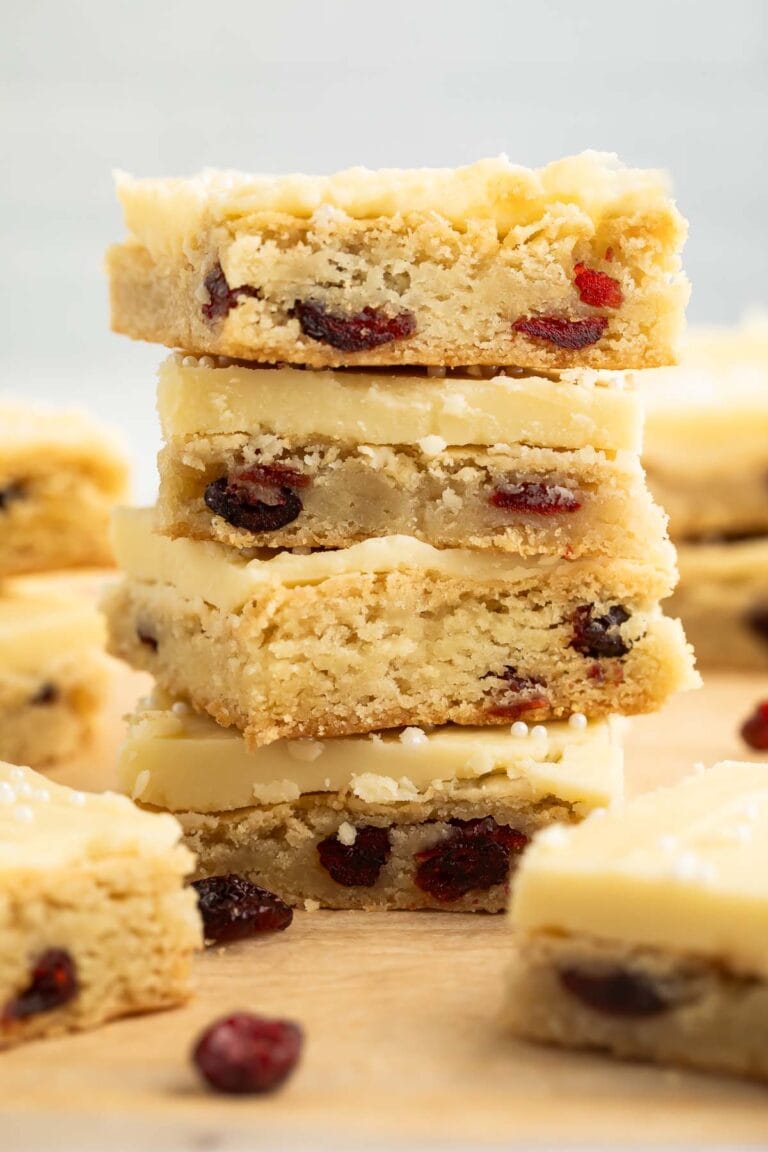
[0,402,128,767]
[104,153,697,911]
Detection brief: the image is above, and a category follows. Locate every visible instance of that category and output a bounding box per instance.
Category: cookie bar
[156,355,667,561]
[667,538,768,670]
[0,589,111,767]
[0,761,201,1048]
[506,762,768,1082]
[104,508,697,746]
[118,693,623,911]
[0,400,129,578]
[643,319,768,539]
[108,153,688,370]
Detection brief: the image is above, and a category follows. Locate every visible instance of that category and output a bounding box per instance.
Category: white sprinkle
[511,721,529,738]
[0,783,16,805]
[14,781,33,798]
[32,788,50,803]
[417,434,448,457]
[9,767,25,781]
[337,821,357,847]
[590,807,608,820]
[286,739,324,763]
[399,726,428,748]
[181,354,199,367]
[530,725,547,740]
[537,824,570,848]
[198,355,215,369]
[67,791,87,806]
[13,805,34,824]
[659,834,679,853]
[568,712,588,731]
[691,761,707,775]
[131,770,151,801]
[171,701,191,717]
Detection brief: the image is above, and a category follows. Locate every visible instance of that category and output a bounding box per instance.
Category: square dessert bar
[156,355,669,562]
[668,538,768,670]
[119,693,623,912]
[0,588,111,768]
[643,319,768,540]
[0,761,200,1048]
[104,509,697,747]
[0,400,129,578]
[507,763,768,1082]
[108,153,688,370]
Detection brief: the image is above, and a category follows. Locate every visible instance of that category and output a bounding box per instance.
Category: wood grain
[7,663,768,1148]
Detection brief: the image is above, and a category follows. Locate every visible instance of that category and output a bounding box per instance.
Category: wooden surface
[5,664,768,1150]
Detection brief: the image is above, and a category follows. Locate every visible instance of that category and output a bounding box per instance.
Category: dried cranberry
[483,667,550,719]
[414,818,528,902]
[559,966,670,1017]
[193,1012,302,1095]
[193,875,293,943]
[745,604,768,646]
[3,949,78,1020]
[512,315,608,350]
[204,465,307,533]
[293,299,416,352]
[30,681,59,706]
[571,604,631,658]
[136,624,158,651]
[0,481,25,511]
[740,701,768,751]
[604,247,615,262]
[202,261,261,321]
[490,481,581,516]
[316,825,391,887]
[573,263,624,309]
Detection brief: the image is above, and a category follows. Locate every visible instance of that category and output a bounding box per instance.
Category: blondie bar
[643,319,768,540]
[156,355,667,560]
[119,694,622,911]
[0,761,200,1048]
[104,509,696,746]
[668,538,768,670]
[506,762,768,1081]
[0,589,111,767]
[0,400,129,578]
[108,154,688,370]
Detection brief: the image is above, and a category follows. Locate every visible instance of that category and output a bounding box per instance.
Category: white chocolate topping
[112,508,673,615]
[0,760,190,873]
[116,152,675,256]
[118,694,624,813]
[0,591,106,673]
[158,355,641,453]
[512,762,768,976]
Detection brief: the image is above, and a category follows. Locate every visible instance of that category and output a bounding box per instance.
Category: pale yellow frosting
[0,760,190,873]
[118,696,623,813]
[158,355,641,453]
[511,762,768,976]
[116,152,675,258]
[0,591,106,673]
[112,508,673,615]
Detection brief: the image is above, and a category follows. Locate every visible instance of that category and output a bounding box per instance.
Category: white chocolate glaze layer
[0,592,106,673]
[158,355,640,453]
[118,695,624,813]
[512,762,768,976]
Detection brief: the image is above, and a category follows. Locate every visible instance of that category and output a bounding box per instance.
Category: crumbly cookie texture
[668,538,768,670]
[105,509,696,746]
[643,318,768,539]
[506,761,768,1081]
[122,695,622,911]
[156,358,666,560]
[0,589,111,768]
[0,761,201,1049]
[108,153,688,370]
[0,400,129,578]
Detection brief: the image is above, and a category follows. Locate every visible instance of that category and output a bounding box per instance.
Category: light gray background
[2,0,767,498]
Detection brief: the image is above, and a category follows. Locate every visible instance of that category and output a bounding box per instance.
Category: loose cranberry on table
[193,1012,303,1095]
[193,875,293,944]
[740,701,768,751]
